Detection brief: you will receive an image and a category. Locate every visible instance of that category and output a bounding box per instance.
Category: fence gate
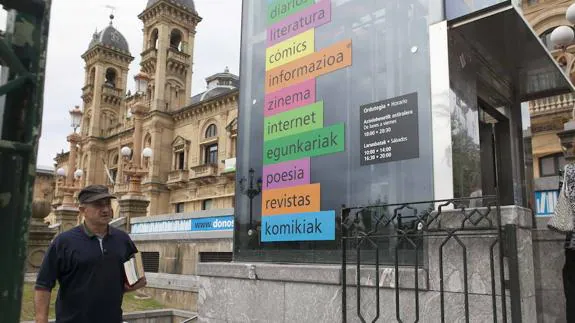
[341,195,521,323]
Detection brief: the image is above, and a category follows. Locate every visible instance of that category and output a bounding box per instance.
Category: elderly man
[34,185,146,323]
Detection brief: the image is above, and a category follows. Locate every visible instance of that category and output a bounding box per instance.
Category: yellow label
[265,29,315,71]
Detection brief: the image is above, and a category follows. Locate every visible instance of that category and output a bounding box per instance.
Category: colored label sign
[130,215,234,234]
[535,190,559,216]
[266,29,315,71]
[266,39,352,93]
[264,79,316,117]
[191,216,235,231]
[262,183,320,216]
[268,0,331,46]
[264,123,345,165]
[261,210,335,241]
[264,101,323,141]
[263,158,310,190]
[268,0,315,25]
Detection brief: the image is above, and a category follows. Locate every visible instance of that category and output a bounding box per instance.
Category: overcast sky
[34,0,241,168]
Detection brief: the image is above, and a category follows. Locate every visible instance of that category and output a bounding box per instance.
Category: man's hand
[124,276,147,292]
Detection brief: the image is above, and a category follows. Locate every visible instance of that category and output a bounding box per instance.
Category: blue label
[191,216,235,231]
[535,190,559,217]
[261,211,335,242]
[131,215,234,233]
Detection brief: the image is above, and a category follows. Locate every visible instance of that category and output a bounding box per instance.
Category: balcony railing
[113,183,128,194]
[167,48,190,66]
[102,85,123,98]
[529,93,575,116]
[167,170,189,188]
[82,84,93,99]
[190,163,218,182]
[141,48,157,64]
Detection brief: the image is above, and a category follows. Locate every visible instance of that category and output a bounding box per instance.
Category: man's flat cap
[78,185,116,204]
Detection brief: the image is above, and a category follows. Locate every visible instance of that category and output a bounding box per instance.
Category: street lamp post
[239,168,262,236]
[550,4,575,51]
[118,72,153,229]
[555,3,575,162]
[56,106,84,208]
[121,72,153,196]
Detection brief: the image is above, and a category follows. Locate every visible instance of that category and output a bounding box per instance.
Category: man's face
[81,198,113,226]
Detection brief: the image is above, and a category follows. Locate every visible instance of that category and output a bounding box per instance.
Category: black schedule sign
[359,92,419,166]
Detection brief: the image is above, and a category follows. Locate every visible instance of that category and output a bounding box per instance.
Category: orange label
[265,39,352,93]
[261,183,320,216]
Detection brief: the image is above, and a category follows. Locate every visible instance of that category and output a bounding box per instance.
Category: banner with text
[261,0,350,242]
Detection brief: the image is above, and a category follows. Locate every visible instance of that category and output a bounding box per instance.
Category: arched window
[539,26,575,51]
[144,133,152,148]
[105,68,117,87]
[540,28,556,51]
[108,152,119,184]
[150,29,159,49]
[205,124,217,138]
[170,29,183,51]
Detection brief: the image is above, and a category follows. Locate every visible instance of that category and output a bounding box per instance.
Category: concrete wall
[533,229,567,323]
[135,238,232,275]
[22,309,197,323]
[143,273,199,312]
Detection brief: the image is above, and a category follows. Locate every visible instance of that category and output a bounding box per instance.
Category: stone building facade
[33,166,55,202]
[523,0,575,184]
[52,0,238,217]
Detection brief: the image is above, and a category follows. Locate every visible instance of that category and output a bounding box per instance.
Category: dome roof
[88,16,130,54]
[146,0,195,12]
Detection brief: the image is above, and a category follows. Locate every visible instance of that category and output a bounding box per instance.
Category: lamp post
[555,4,575,164]
[239,168,262,236]
[121,72,152,195]
[547,3,575,87]
[550,4,575,52]
[57,106,84,208]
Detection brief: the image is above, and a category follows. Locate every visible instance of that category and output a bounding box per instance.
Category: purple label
[264,79,316,117]
[267,0,332,47]
[262,158,310,190]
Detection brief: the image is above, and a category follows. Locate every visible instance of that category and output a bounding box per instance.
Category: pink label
[264,79,316,117]
[263,158,310,190]
[267,0,332,47]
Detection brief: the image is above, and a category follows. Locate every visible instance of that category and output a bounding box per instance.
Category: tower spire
[105,5,116,25]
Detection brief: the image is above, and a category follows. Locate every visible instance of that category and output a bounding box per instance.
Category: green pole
[0,1,52,322]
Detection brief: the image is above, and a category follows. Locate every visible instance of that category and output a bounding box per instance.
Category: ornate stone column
[119,73,152,231]
[27,200,57,272]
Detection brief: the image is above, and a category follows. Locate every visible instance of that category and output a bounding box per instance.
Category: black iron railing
[341,195,519,323]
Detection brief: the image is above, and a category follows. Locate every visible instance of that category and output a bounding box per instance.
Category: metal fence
[341,195,521,322]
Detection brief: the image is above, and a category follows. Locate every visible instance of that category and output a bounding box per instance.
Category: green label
[264,101,324,141]
[268,0,315,25]
[264,123,345,165]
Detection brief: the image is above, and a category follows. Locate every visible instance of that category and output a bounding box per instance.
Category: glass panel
[445,0,511,20]
[540,156,556,176]
[203,199,213,210]
[177,152,185,170]
[205,144,218,164]
[449,35,481,201]
[235,0,434,264]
